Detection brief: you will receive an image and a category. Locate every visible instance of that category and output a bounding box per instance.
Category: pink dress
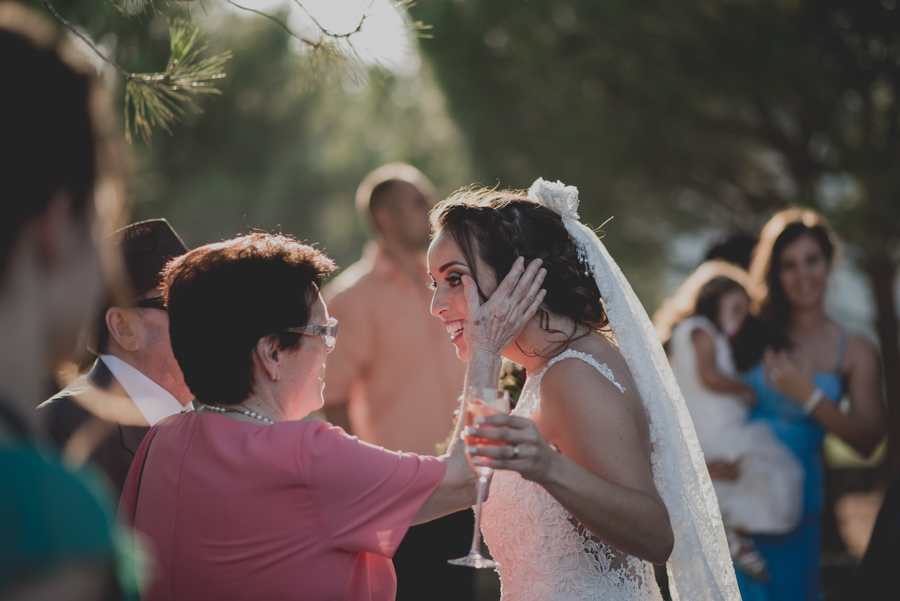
[119,411,445,601]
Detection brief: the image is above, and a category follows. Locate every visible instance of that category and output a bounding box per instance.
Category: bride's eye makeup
[426,274,463,290]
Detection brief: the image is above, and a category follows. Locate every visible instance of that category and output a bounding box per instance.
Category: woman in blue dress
[733,207,885,601]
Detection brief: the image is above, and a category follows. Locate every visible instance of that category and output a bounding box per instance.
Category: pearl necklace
[203,404,275,425]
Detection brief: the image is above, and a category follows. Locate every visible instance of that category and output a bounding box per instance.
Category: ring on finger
[511,445,520,459]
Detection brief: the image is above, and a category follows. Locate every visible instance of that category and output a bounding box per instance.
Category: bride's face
[427,229,497,361]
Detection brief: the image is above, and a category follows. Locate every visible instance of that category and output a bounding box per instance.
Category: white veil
[528,179,741,601]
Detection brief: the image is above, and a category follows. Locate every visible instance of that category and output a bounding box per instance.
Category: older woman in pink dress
[118,233,545,601]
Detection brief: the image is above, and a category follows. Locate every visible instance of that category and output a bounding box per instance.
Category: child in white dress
[654,261,803,581]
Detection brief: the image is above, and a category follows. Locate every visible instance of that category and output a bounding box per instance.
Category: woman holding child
[654,260,804,582]
[733,208,886,601]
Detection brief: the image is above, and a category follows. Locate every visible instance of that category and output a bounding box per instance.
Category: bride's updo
[430,186,608,335]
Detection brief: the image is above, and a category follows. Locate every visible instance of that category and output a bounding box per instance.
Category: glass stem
[469,473,489,556]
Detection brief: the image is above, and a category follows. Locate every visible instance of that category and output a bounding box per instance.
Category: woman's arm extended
[412,391,475,525]
[469,358,674,565]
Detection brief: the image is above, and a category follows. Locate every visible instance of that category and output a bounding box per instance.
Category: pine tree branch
[292,0,367,41]
[41,0,430,141]
[393,1,432,39]
[123,18,230,145]
[41,0,132,80]
[224,0,319,47]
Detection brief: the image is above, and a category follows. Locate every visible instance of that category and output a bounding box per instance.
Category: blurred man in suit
[38,218,193,493]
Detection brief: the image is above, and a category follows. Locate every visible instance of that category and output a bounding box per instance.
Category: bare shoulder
[844,330,880,370]
[537,335,651,461]
[540,335,640,416]
[690,326,715,344]
[322,258,375,302]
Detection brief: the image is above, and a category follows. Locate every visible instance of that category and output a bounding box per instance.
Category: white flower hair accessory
[527,178,581,221]
[528,178,589,274]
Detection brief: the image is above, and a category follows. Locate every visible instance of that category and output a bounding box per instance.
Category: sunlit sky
[224,0,418,75]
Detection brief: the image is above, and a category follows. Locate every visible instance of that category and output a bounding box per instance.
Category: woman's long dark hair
[430,186,608,353]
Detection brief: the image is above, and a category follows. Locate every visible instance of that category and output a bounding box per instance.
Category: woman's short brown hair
[164,233,335,405]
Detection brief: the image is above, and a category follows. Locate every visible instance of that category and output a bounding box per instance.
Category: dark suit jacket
[36,359,151,495]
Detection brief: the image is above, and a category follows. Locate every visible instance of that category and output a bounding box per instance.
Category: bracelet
[804,388,825,414]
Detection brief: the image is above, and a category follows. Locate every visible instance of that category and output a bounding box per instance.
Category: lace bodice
[480,350,664,601]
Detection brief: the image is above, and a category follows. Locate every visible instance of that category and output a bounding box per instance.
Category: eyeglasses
[134,296,167,311]
[286,317,338,352]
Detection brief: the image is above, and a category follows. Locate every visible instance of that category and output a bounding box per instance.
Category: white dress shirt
[100,354,187,426]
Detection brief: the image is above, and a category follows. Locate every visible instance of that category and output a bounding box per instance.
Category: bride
[427,180,739,600]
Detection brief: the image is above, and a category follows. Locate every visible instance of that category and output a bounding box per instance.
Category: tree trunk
[865,254,900,482]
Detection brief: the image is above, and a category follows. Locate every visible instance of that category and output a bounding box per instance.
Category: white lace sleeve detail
[538,349,626,394]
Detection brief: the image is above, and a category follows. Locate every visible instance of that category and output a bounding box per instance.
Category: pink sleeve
[304,423,446,556]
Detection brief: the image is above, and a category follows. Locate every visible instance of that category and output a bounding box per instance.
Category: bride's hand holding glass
[467,411,557,484]
[448,387,511,569]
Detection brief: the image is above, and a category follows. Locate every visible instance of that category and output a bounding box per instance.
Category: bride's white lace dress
[480,349,665,601]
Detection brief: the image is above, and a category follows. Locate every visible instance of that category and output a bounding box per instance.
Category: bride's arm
[470,359,674,565]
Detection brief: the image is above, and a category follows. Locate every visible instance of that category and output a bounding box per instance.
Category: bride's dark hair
[430,186,609,344]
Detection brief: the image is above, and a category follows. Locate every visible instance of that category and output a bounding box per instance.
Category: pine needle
[124,17,231,144]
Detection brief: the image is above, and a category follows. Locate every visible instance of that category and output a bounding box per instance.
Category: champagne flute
[448,387,511,569]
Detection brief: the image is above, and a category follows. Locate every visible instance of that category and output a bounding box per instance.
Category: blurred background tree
[27,0,478,270]
[409,0,900,480]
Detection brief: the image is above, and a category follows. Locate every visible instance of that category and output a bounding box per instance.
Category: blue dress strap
[835,330,849,371]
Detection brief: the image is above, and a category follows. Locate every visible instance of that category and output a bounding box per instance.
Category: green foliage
[39,0,428,142]
[124,18,231,144]
[31,0,475,267]
[124,10,475,272]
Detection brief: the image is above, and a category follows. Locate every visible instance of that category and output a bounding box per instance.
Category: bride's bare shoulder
[578,333,635,386]
[537,334,651,456]
[541,333,637,402]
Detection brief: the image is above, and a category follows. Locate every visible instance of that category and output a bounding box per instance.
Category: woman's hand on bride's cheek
[463,257,547,355]
[467,413,557,483]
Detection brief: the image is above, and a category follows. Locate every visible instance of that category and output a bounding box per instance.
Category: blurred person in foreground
[322,164,472,599]
[0,2,129,598]
[118,232,546,600]
[733,207,886,601]
[37,219,193,495]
